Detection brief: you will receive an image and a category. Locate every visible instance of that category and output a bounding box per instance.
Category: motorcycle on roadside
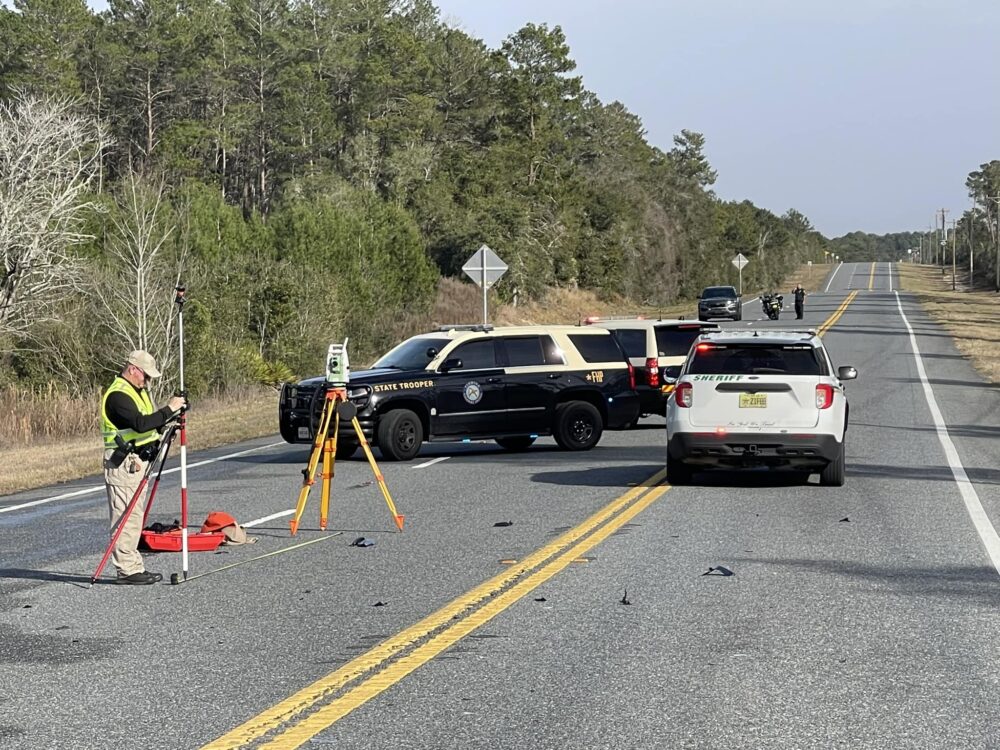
[760,293,783,321]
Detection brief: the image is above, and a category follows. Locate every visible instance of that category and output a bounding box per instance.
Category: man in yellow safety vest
[101,350,186,585]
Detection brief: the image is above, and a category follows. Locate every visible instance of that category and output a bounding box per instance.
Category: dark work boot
[113,571,162,585]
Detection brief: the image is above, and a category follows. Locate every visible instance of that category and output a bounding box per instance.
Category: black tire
[336,440,359,459]
[667,452,693,485]
[820,441,846,486]
[553,401,603,451]
[376,409,423,461]
[495,436,536,452]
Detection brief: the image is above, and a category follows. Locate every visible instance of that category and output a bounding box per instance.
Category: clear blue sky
[74,0,999,237]
[433,0,999,238]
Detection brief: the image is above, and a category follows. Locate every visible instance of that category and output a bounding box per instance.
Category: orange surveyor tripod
[290,386,404,535]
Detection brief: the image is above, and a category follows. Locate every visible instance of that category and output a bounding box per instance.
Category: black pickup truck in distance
[278,325,640,461]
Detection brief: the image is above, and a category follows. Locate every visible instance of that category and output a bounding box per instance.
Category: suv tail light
[645,357,659,388]
[675,382,693,408]
[627,361,636,390]
[815,384,834,409]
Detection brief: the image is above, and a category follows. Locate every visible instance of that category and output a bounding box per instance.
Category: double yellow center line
[203,471,670,749]
[818,290,857,337]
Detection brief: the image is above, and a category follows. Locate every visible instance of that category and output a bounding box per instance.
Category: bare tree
[0,95,108,339]
[94,172,182,394]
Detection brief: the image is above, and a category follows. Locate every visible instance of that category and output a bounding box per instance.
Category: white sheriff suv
[665,330,857,486]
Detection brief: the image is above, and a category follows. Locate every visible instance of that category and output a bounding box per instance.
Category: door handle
[547,373,561,379]
[485,377,503,384]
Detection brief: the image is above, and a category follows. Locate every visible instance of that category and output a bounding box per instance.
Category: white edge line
[888,262,894,292]
[412,456,450,469]
[0,441,286,515]
[243,508,295,528]
[824,262,842,293]
[894,290,1000,572]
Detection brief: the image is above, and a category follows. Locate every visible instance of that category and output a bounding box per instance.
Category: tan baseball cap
[126,350,162,378]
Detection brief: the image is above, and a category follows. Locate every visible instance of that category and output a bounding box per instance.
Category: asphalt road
[2,262,999,750]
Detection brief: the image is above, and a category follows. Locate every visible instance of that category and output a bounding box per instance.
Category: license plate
[297,426,310,439]
[739,393,767,408]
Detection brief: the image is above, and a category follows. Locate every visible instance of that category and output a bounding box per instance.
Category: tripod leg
[319,411,338,531]
[90,459,157,585]
[141,429,175,528]
[353,417,404,531]
[290,396,333,535]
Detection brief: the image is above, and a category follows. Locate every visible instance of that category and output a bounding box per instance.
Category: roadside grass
[0,264,823,495]
[898,263,1000,384]
[0,387,277,496]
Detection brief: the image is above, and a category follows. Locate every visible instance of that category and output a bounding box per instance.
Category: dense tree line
[829,231,925,263]
[0,0,829,398]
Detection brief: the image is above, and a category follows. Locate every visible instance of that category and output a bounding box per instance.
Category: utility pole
[949,219,957,291]
[969,197,975,285]
[939,208,949,270]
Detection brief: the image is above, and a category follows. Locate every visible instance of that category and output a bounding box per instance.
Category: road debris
[702,566,734,577]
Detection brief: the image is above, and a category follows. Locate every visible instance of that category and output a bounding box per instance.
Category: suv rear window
[655,326,707,357]
[612,330,646,358]
[568,333,626,364]
[688,344,826,376]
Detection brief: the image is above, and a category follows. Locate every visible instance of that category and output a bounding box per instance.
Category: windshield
[371,337,449,370]
[688,344,826,375]
[702,287,737,299]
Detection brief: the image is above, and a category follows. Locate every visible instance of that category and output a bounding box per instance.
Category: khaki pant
[104,449,150,577]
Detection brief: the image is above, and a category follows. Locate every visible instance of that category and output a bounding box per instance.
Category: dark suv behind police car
[278,325,640,461]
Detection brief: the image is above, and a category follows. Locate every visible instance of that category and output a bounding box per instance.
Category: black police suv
[278,325,640,461]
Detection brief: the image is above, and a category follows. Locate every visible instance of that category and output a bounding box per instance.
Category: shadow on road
[532,464,665,487]
[0,568,94,586]
[681,468,815,488]
[729,557,1000,603]
[851,422,1000,440]
[888,376,1000,391]
[849,462,1000,485]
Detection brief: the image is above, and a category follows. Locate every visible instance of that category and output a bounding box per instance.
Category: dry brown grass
[0,387,276,496]
[898,263,1000,384]
[0,384,100,444]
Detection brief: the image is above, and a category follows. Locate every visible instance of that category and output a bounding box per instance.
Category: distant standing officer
[793,284,806,320]
[100,350,186,585]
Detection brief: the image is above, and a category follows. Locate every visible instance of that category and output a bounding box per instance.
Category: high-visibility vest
[101,376,158,451]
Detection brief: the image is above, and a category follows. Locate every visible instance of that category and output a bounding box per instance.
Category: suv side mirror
[440,357,463,373]
[838,365,858,381]
[662,365,681,383]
